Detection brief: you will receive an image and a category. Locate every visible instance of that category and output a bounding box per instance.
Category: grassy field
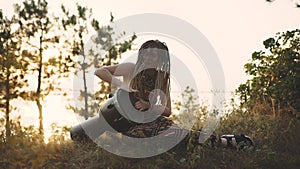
[1,107,300,169]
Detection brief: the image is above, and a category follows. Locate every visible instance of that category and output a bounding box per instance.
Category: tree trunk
[5,72,11,141]
[81,40,89,120]
[36,99,44,137]
[83,63,88,120]
[37,34,44,139]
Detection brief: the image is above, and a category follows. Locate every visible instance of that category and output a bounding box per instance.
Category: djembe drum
[70,89,140,142]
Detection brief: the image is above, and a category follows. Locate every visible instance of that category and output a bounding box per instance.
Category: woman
[94,40,175,138]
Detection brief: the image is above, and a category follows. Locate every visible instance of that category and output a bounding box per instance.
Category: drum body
[70,89,139,142]
[99,89,138,132]
[70,115,104,142]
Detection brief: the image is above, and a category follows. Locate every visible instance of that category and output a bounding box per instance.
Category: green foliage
[12,0,77,138]
[1,99,300,168]
[0,117,44,168]
[236,29,300,117]
[61,3,101,119]
[14,0,71,95]
[0,117,71,168]
[0,10,29,139]
[62,3,137,119]
[265,0,300,9]
[215,105,300,168]
[48,122,71,144]
[172,86,209,130]
[1,1,299,168]
[91,27,136,114]
[92,32,137,113]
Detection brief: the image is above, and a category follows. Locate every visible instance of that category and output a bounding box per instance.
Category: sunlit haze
[1,0,299,141]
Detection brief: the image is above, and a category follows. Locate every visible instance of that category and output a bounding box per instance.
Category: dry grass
[1,106,299,169]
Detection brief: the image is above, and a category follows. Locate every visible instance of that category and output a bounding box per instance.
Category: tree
[91,15,136,117]
[265,0,300,8]
[0,10,29,140]
[61,3,98,119]
[62,3,136,119]
[236,29,300,117]
[14,0,75,138]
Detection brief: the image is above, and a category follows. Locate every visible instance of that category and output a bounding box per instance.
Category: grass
[1,106,300,169]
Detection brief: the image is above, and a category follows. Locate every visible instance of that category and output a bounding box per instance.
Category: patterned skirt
[115,116,198,152]
[123,116,175,138]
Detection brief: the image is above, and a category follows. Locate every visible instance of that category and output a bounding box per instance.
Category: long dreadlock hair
[130,40,171,105]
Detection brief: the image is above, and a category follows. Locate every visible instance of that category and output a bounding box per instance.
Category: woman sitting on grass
[95,39,177,138]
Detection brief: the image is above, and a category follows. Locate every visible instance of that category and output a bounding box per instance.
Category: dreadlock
[130,40,171,106]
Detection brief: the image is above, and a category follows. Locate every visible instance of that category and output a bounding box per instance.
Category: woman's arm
[94,62,135,91]
[158,96,171,117]
[154,91,172,117]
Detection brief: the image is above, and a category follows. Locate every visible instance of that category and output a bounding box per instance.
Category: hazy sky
[1,0,299,140]
[2,0,299,91]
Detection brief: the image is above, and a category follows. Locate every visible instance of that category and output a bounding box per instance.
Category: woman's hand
[134,98,150,111]
[134,98,171,116]
[112,78,138,92]
[120,82,139,93]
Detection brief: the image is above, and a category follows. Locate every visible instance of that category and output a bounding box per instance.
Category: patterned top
[125,69,175,138]
[133,68,158,102]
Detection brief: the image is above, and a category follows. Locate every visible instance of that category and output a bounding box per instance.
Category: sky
[1,0,299,91]
[1,0,299,140]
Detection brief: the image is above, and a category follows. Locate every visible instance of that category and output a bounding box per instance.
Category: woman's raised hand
[112,77,138,92]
